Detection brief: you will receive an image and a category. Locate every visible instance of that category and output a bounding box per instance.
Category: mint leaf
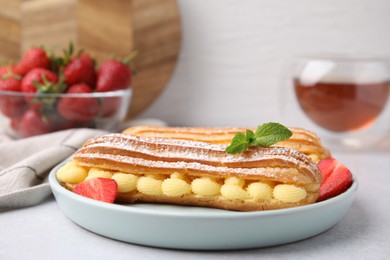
[225,132,248,154]
[246,129,256,146]
[225,122,293,154]
[253,122,293,147]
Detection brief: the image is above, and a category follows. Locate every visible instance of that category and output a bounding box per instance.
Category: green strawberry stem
[121,50,138,65]
[1,68,21,80]
[63,42,74,65]
[49,42,77,71]
[33,74,67,94]
[31,74,66,108]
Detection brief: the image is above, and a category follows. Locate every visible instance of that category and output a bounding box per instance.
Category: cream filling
[57,162,315,203]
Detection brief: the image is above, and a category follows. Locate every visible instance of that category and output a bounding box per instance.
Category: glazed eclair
[122,126,331,162]
[58,133,322,211]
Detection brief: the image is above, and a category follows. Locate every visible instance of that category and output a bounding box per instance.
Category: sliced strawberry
[57,84,99,122]
[317,157,337,182]
[73,178,118,203]
[317,158,353,201]
[14,47,51,76]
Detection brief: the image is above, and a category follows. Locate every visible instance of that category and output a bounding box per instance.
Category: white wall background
[140,0,390,127]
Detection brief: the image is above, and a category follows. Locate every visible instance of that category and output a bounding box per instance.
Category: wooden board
[0,0,181,119]
[129,0,181,118]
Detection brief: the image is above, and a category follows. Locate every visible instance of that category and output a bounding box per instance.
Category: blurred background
[1,0,389,128]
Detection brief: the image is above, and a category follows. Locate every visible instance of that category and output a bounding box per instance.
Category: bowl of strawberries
[0,45,134,138]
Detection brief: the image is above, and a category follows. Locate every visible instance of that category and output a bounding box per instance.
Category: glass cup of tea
[281,54,390,151]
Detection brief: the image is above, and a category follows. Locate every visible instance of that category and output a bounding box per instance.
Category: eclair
[57,133,323,211]
[122,126,331,162]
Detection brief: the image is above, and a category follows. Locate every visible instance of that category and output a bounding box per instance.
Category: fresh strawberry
[0,68,25,117]
[0,77,26,117]
[10,116,22,132]
[96,60,132,92]
[317,158,353,201]
[20,68,62,110]
[0,76,21,92]
[0,65,19,77]
[73,178,118,203]
[21,68,60,94]
[57,83,98,122]
[98,97,121,117]
[18,109,56,138]
[14,47,51,76]
[64,53,96,87]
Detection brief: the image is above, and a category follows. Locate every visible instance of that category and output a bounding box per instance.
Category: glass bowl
[0,88,132,139]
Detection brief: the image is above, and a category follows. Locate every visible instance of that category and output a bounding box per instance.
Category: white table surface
[1,148,389,260]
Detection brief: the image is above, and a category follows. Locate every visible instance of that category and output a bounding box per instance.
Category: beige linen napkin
[0,128,107,208]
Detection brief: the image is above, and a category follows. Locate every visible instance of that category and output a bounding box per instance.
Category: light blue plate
[49,160,358,250]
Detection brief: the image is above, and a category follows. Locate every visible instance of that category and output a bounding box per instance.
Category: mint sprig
[225,122,293,154]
